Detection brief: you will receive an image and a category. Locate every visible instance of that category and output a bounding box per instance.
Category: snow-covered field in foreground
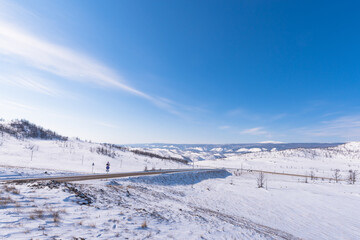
[0,169,359,240]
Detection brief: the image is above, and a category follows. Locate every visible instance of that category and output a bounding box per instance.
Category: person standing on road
[106,161,110,173]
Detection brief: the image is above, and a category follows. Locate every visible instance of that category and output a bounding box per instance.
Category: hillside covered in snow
[0,119,190,174]
[197,141,360,179]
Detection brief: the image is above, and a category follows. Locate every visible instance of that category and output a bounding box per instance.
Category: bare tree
[348,170,358,184]
[333,169,341,183]
[26,144,39,161]
[355,170,358,184]
[310,171,315,181]
[257,172,265,188]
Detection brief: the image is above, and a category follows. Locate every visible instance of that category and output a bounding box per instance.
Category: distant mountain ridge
[130,143,343,152]
[128,142,344,162]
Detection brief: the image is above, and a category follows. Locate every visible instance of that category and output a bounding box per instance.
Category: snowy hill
[0,119,67,141]
[0,120,189,174]
[197,141,360,178]
[0,119,354,177]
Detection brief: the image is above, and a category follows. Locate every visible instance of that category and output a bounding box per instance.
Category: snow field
[1,131,360,239]
[0,133,190,174]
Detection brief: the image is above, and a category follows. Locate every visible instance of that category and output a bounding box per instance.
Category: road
[1,168,212,183]
[198,165,340,181]
[1,166,339,184]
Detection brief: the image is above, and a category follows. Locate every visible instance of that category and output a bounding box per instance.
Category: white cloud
[94,121,120,130]
[0,21,146,96]
[0,73,60,97]
[219,125,230,130]
[270,113,287,121]
[303,115,360,139]
[0,17,181,115]
[0,99,38,111]
[257,140,284,144]
[241,127,268,135]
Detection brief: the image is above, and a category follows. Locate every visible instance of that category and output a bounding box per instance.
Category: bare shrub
[88,223,96,228]
[333,169,341,183]
[141,220,147,229]
[0,196,15,206]
[348,170,358,184]
[310,171,316,181]
[32,209,44,219]
[15,202,22,212]
[257,172,265,188]
[4,185,20,195]
[38,225,46,235]
[25,144,39,161]
[52,211,61,223]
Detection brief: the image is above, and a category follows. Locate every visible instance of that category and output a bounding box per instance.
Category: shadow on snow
[112,169,231,186]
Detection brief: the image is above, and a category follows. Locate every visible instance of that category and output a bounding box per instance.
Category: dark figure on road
[106,161,110,173]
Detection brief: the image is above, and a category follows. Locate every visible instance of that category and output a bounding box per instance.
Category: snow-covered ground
[197,142,360,180]
[0,133,189,174]
[1,170,359,239]
[0,120,360,239]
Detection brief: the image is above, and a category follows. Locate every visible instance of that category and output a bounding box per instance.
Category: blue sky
[0,0,360,144]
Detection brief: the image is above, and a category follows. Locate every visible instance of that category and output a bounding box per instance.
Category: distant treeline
[94,143,188,164]
[0,119,67,141]
[130,149,189,164]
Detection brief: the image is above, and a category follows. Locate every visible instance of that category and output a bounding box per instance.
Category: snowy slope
[0,132,189,174]
[197,142,360,178]
[1,169,359,239]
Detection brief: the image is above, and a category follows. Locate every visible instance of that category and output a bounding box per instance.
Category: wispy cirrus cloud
[0,99,38,111]
[0,6,184,116]
[0,21,148,96]
[0,73,61,97]
[302,115,360,139]
[241,127,268,136]
[94,121,121,130]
